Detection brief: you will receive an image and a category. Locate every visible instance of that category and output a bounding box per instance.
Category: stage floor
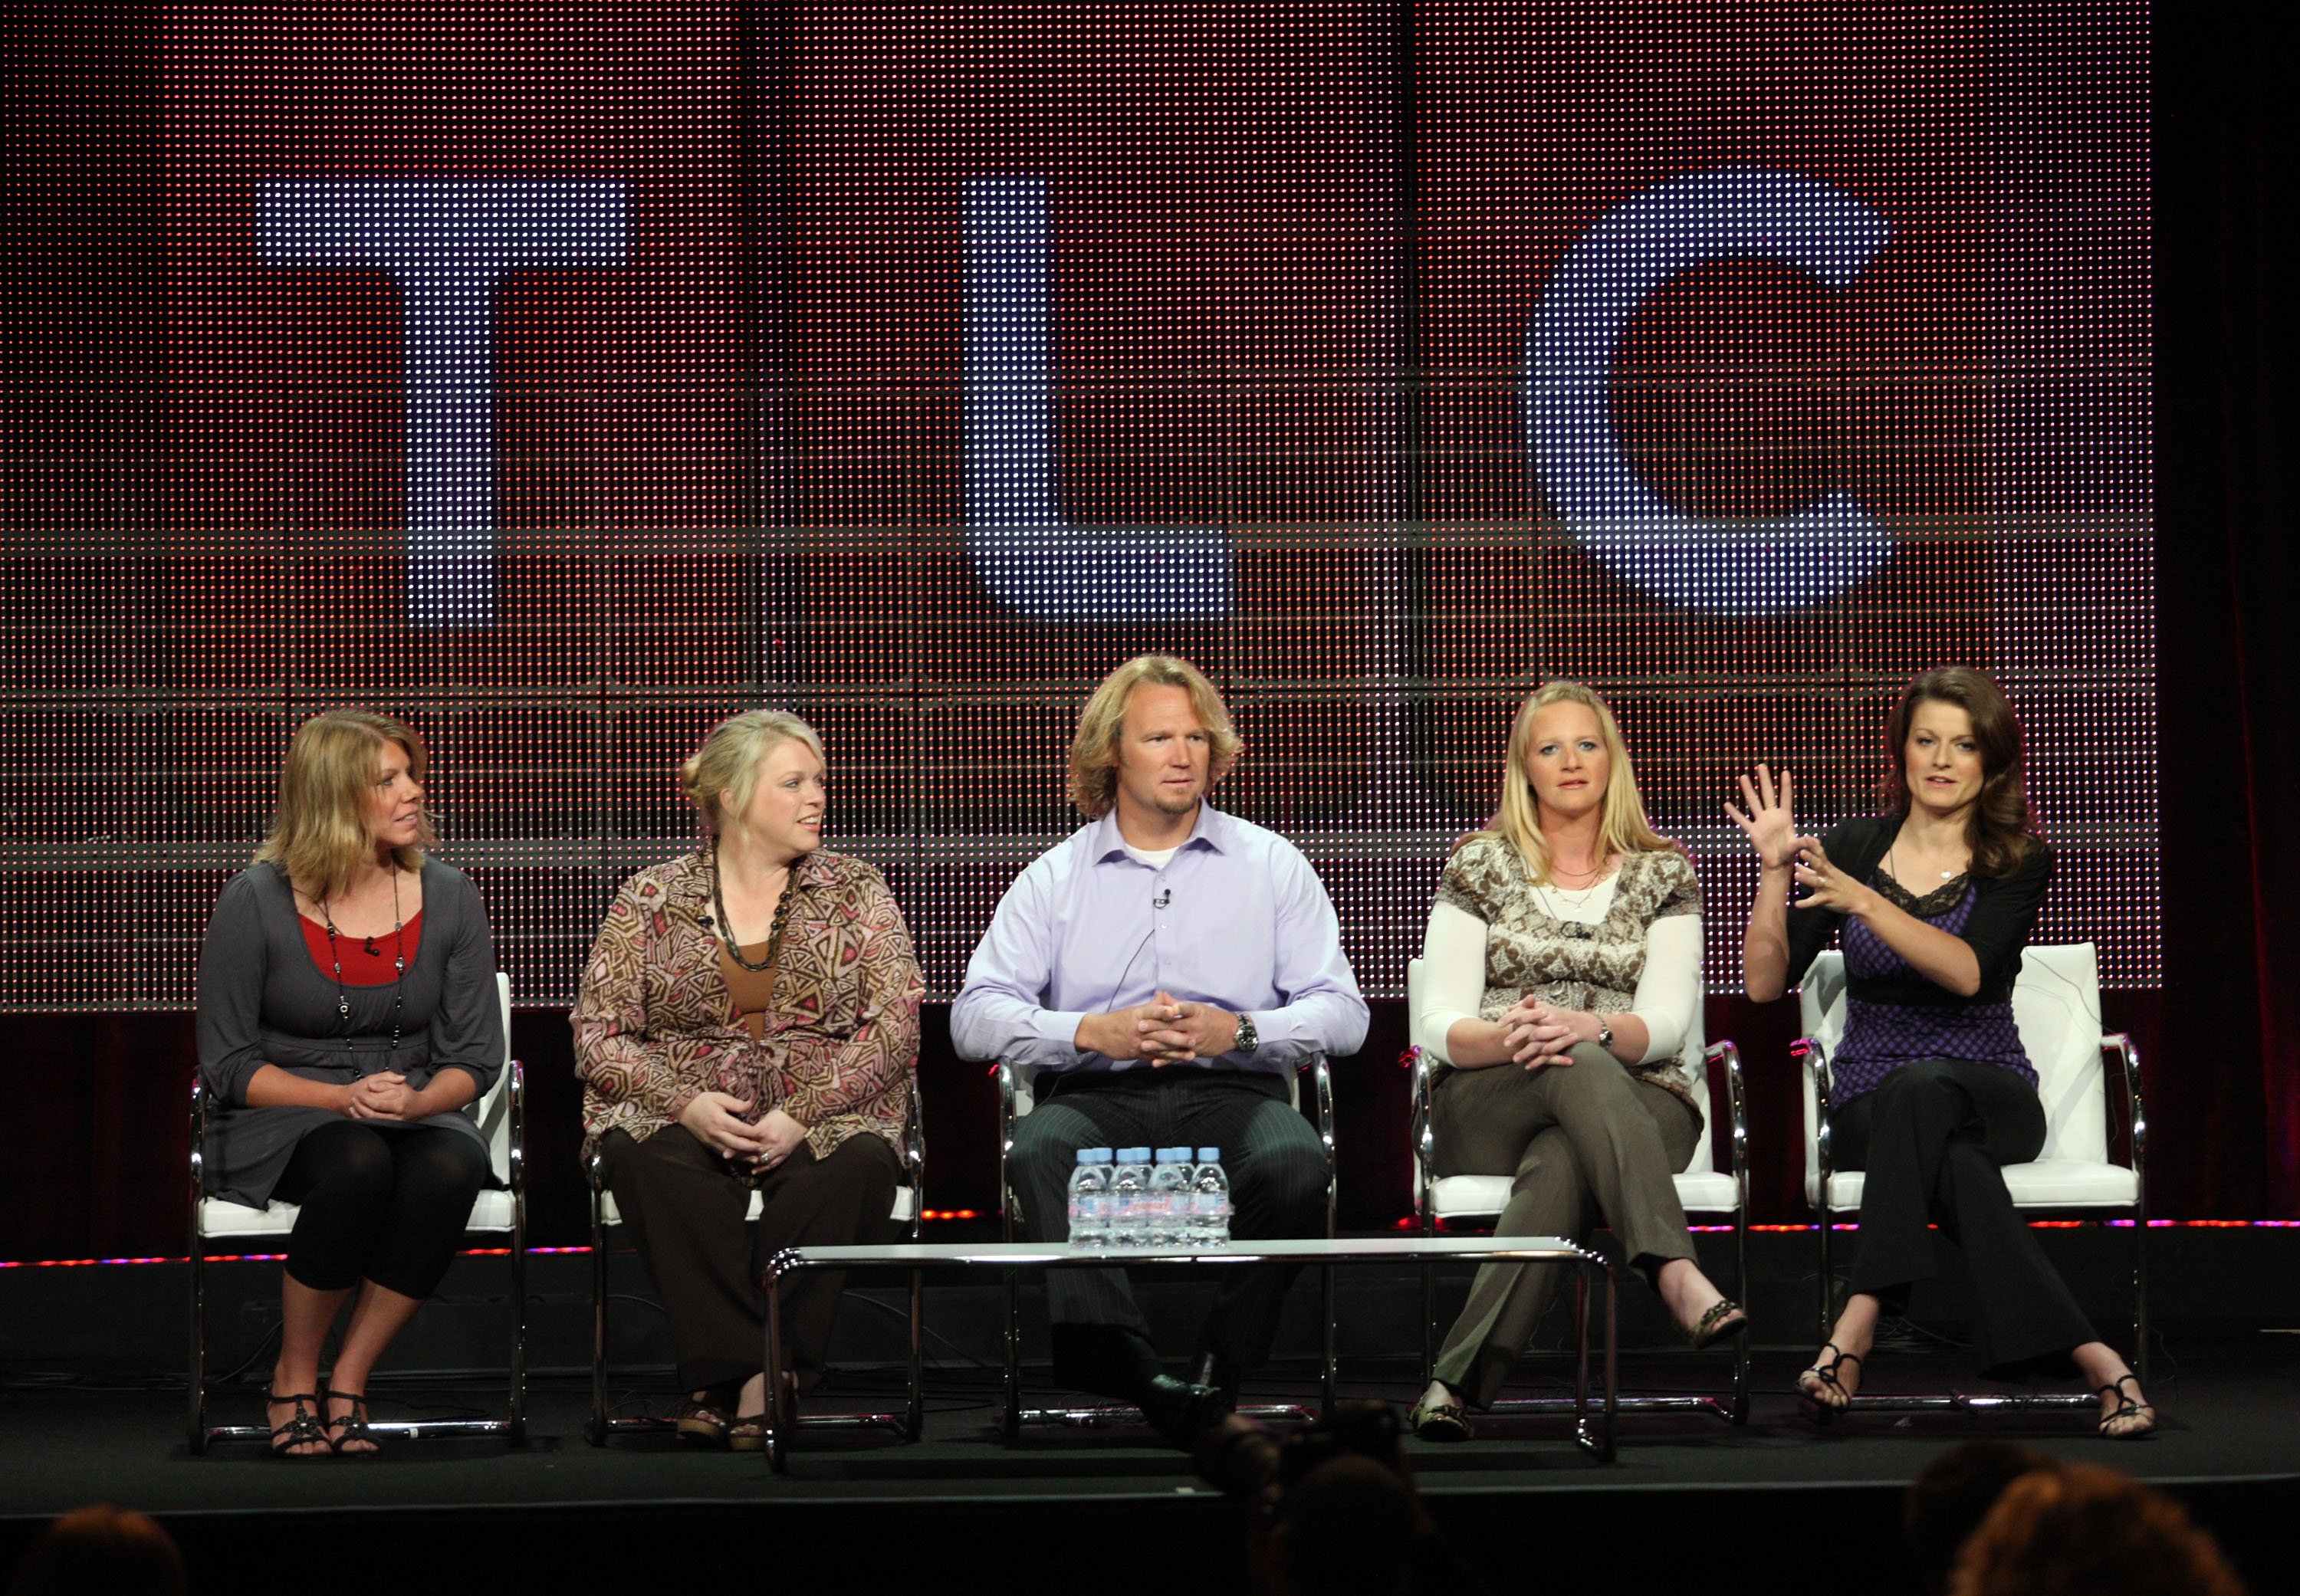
[5,1336,2294,1594]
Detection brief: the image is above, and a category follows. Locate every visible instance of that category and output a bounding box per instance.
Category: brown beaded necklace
[710,837,797,975]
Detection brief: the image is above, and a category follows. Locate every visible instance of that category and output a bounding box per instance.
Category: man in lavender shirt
[951,654,1368,1441]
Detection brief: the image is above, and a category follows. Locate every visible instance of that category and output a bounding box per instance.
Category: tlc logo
[262,167,1891,629]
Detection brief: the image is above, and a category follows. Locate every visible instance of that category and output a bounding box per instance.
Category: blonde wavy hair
[1467,681,1675,883]
[255,709,434,901]
[1068,655,1242,819]
[682,710,826,835]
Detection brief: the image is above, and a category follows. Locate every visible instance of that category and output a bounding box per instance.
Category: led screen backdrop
[0,1,2152,1009]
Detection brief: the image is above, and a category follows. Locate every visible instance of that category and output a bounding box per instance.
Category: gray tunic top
[196,859,502,1208]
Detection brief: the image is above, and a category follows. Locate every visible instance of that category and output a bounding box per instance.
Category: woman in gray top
[196,711,501,1455]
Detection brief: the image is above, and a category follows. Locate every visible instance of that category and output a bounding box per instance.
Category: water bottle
[1066,1148,1114,1251]
[1189,1146,1231,1248]
[1148,1148,1193,1248]
[1109,1147,1153,1248]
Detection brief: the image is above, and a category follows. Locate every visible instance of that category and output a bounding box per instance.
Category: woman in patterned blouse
[574,711,923,1448]
[1408,681,1746,1440]
[1732,667,2153,1437]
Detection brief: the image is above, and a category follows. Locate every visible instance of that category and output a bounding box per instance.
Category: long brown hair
[255,709,433,901]
[1880,667,2042,879]
[1464,681,1677,882]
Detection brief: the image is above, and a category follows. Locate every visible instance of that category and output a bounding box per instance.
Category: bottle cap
[1158,1147,1191,1162]
[1119,1147,1152,1163]
[1197,1148,1220,1162]
[1085,1147,1113,1163]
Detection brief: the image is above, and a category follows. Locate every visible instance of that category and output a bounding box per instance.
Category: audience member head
[1904,1441,2056,1596]
[255,708,432,899]
[1950,1461,2247,1596]
[1067,654,1240,819]
[5,1505,186,1596]
[1266,1453,1425,1596]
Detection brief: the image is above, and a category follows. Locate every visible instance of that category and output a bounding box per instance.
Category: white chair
[1798,941,2148,1404]
[1407,956,1750,1422]
[583,1078,925,1445]
[996,1057,1338,1437]
[187,971,525,1450]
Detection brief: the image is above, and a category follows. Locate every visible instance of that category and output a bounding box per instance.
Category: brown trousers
[601,1125,903,1393]
[1429,1043,1700,1407]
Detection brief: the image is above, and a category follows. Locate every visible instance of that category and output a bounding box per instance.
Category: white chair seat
[196,1198,300,1240]
[1428,1169,1742,1224]
[1808,1158,2139,1213]
[594,1183,917,1228]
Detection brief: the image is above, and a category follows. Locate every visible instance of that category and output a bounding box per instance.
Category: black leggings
[273,1121,490,1299]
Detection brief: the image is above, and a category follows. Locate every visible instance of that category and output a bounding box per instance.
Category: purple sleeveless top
[1829,872,2036,1105]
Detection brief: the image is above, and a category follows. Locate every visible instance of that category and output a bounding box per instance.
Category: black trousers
[1007,1069,1328,1370]
[274,1120,490,1299]
[601,1125,903,1393]
[1832,1058,2097,1375]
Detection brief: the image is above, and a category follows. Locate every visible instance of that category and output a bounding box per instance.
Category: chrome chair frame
[1798,942,2149,1413]
[188,972,527,1452]
[995,1058,1339,1437]
[1406,952,1750,1423]
[583,1073,926,1446]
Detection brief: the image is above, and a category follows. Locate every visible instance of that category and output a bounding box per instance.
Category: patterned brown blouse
[1434,836,1704,1113]
[573,848,922,1174]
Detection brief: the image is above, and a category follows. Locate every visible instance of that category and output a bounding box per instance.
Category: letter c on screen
[1527,166,1894,615]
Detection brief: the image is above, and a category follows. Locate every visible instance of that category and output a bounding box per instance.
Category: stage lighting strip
[7,1219,2293,1271]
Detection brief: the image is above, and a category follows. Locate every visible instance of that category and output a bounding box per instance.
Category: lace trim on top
[1874,869,1971,920]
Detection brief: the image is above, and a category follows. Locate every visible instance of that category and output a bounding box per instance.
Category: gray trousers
[1007,1070,1328,1368]
[1429,1043,1700,1407]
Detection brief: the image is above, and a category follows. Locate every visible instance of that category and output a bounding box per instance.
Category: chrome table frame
[758,1236,1618,1471]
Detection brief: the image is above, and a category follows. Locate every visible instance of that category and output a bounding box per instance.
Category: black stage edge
[2,1339,2295,1596]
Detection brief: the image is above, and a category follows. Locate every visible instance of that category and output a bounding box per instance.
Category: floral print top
[573,847,922,1174]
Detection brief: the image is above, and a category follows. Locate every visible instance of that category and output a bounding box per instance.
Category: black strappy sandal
[267,1388,329,1457]
[1797,1342,1863,1421]
[324,1388,382,1456]
[2096,1373,2157,1440]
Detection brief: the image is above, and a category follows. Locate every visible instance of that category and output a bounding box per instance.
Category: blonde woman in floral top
[574,711,922,1448]
[1406,682,1745,1440]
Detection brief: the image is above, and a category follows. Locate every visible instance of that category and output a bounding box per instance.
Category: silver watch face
[1235,1013,1259,1052]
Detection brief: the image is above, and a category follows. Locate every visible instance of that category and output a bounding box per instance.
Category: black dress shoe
[1189,1348,1243,1410]
[1138,1374,1234,1449]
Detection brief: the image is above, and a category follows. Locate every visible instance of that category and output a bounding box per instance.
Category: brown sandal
[675,1393,736,1447]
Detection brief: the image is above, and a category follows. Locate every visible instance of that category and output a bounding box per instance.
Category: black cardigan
[1783,813,2054,1007]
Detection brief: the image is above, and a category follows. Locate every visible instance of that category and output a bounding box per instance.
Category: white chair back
[471,971,516,1183]
[1798,942,2108,1176]
[1405,955,1717,1181]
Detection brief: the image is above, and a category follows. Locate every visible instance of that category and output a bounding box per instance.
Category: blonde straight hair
[1469,681,1675,883]
[682,709,827,834]
[1067,655,1242,818]
[255,709,433,901]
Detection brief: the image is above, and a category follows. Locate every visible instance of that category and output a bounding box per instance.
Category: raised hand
[1725,764,1799,869]
[1790,836,1870,916]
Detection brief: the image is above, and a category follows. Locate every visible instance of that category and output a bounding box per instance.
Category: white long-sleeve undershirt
[1411,883,1703,1068]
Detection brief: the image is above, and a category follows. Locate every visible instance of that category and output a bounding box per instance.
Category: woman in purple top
[1730,668,2154,1438]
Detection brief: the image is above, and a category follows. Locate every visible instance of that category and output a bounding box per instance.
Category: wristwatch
[1594,1018,1615,1051]
[1234,1012,1260,1054]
